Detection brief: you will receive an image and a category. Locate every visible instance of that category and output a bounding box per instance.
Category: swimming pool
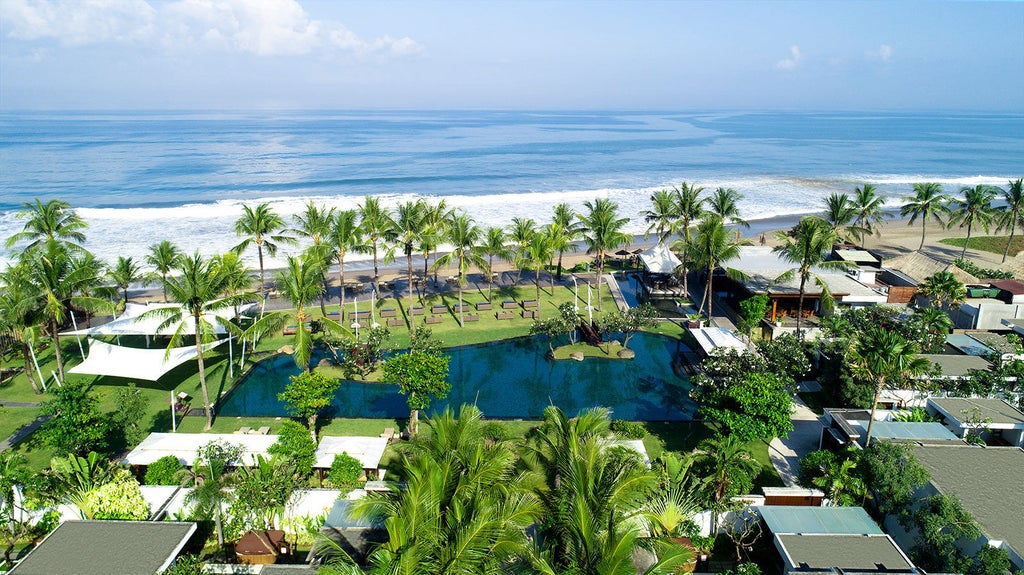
[615,272,644,307]
[218,332,694,421]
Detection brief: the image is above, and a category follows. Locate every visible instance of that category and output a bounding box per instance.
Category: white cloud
[1,0,422,58]
[775,45,802,70]
[867,43,893,63]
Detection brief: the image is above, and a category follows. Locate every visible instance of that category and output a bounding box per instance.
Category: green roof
[775,534,914,571]
[913,445,1024,559]
[758,506,882,535]
[929,397,1024,426]
[9,521,196,575]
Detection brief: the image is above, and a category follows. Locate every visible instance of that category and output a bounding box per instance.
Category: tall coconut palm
[434,213,488,327]
[822,193,855,240]
[212,251,254,318]
[642,189,680,243]
[670,182,707,297]
[392,200,427,318]
[291,201,337,316]
[917,270,966,310]
[275,255,333,370]
[145,240,182,301]
[68,251,112,327]
[508,217,538,287]
[551,203,580,281]
[145,253,252,430]
[900,183,952,251]
[693,435,760,531]
[997,179,1024,263]
[708,187,748,228]
[849,327,930,447]
[421,199,453,287]
[357,196,394,293]
[851,184,888,248]
[0,265,45,394]
[5,198,88,252]
[109,256,143,305]
[326,209,364,312]
[181,442,239,549]
[687,216,744,321]
[544,222,573,291]
[233,203,294,294]
[772,216,850,339]
[481,226,512,300]
[526,230,554,315]
[949,184,998,259]
[578,198,631,312]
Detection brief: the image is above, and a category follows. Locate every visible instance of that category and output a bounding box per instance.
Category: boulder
[569,351,585,362]
[617,348,635,359]
[280,345,294,355]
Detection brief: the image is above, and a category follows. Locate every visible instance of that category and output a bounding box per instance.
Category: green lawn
[0,407,41,445]
[939,235,1024,257]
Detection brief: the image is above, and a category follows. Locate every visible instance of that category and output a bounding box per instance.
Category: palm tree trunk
[407,250,415,319]
[162,274,169,302]
[410,407,419,436]
[1003,221,1016,263]
[961,223,972,259]
[864,383,882,448]
[50,318,65,383]
[706,269,714,320]
[257,243,266,294]
[487,255,494,301]
[338,251,346,312]
[214,501,225,548]
[458,283,464,327]
[596,254,604,312]
[556,250,564,281]
[372,241,380,293]
[21,342,41,394]
[432,248,440,288]
[194,319,214,431]
[535,267,541,314]
[319,277,328,317]
[796,275,807,340]
[919,220,926,251]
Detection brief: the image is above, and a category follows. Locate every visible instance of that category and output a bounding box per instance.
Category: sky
[0,0,1021,111]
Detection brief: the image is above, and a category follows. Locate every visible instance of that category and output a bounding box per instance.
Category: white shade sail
[68,337,226,381]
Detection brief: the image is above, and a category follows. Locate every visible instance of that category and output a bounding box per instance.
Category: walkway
[768,393,822,486]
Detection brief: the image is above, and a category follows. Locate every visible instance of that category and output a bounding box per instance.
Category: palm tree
[233,203,294,294]
[912,306,953,351]
[181,442,239,549]
[949,184,998,259]
[145,240,182,301]
[357,196,394,293]
[849,327,930,447]
[275,255,332,370]
[481,226,512,300]
[0,265,45,394]
[997,179,1024,263]
[421,199,453,287]
[544,222,573,291]
[578,198,631,311]
[917,270,966,310]
[812,458,867,506]
[508,217,538,287]
[68,250,112,327]
[900,183,952,251]
[326,209,364,312]
[5,198,88,252]
[822,193,855,240]
[526,230,554,314]
[291,201,336,316]
[772,216,850,339]
[392,200,427,316]
[109,256,144,305]
[851,184,888,248]
[434,212,488,327]
[551,203,580,281]
[145,253,252,430]
[212,251,254,318]
[687,216,744,321]
[642,189,679,243]
[692,435,760,531]
[708,187,748,228]
[670,182,707,297]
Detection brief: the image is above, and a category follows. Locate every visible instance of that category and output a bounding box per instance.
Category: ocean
[1,110,1021,268]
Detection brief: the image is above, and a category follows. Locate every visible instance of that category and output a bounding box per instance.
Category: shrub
[953,258,1013,280]
[144,455,185,486]
[268,420,317,477]
[610,420,647,439]
[328,452,364,488]
[481,421,510,442]
[798,449,838,488]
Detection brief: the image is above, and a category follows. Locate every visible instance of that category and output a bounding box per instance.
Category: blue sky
[1,0,1021,110]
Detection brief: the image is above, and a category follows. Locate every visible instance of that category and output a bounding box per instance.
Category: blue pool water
[615,272,644,308]
[218,333,694,421]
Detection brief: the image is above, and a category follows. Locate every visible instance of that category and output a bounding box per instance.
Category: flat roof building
[775,534,917,574]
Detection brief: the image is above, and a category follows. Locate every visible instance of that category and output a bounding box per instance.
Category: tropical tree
[68,251,112,327]
[325,209,365,312]
[481,226,512,301]
[849,327,931,447]
[230,454,300,533]
[181,441,242,549]
[772,216,850,339]
[279,370,341,443]
[670,182,707,297]
[687,216,744,320]
[949,184,998,259]
[274,255,342,370]
[212,251,254,318]
[357,196,394,293]
[851,184,888,248]
[551,203,580,281]
[434,212,488,327]
[812,458,867,506]
[526,230,554,312]
[0,265,45,393]
[392,200,426,315]
[708,187,748,228]
[420,199,452,287]
[508,216,538,287]
[145,252,252,430]
[996,178,1024,263]
[544,220,576,288]
[291,201,336,316]
[900,183,952,251]
[233,203,294,294]
[5,198,88,252]
[917,270,966,310]
[692,435,760,532]
[381,350,450,436]
[109,256,144,305]
[578,198,631,311]
[822,193,855,240]
[145,240,183,301]
[642,189,679,243]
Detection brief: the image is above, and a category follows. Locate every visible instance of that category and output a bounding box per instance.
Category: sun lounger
[431,305,448,314]
[523,310,538,319]
[380,308,397,318]
[496,311,514,320]
[236,426,252,435]
[475,302,493,311]
[410,306,425,316]
[255,426,270,435]
[522,299,538,308]
[463,313,480,322]
[380,427,395,439]
[502,300,518,309]
[283,326,297,335]
[425,315,443,324]
[386,318,405,327]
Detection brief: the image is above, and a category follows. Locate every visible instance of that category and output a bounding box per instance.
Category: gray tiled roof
[929,397,1024,426]
[775,534,914,571]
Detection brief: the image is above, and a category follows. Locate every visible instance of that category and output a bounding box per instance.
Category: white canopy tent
[68,338,226,381]
[61,302,247,337]
[314,436,389,473]
[690,326,747,356]
[638,243,681,275]
[122,433,278,467]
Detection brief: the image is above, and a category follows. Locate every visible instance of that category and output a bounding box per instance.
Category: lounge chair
[255,426,270,435]
[236,426,252,435]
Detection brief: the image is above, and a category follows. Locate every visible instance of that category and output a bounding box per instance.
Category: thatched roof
[882,251,980,284]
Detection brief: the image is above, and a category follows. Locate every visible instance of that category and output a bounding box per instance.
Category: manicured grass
[939,235,1024,257]
[0,407,41,444]
[551,341,627,360]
